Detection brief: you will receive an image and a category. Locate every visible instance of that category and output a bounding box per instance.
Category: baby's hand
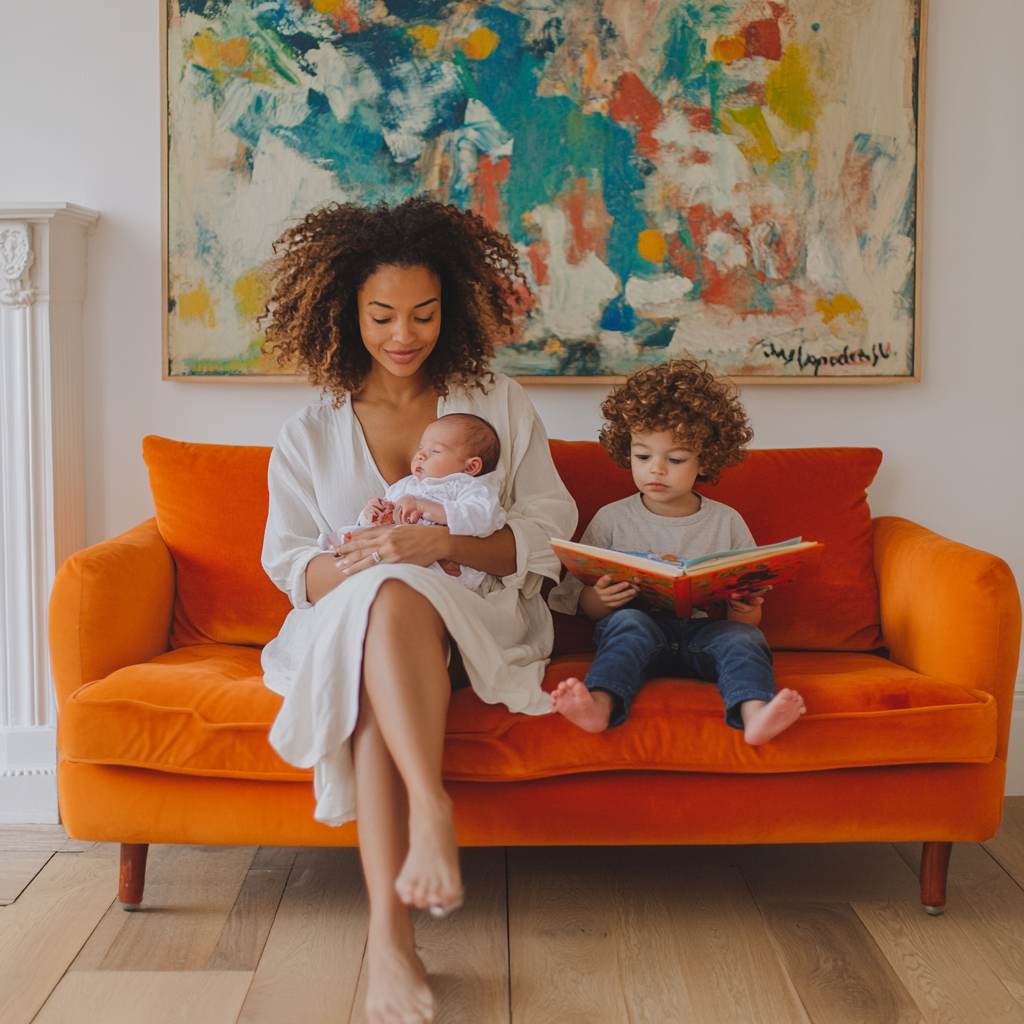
[594,574,640,608]
[361,497,393,525]
[393,495,447,525]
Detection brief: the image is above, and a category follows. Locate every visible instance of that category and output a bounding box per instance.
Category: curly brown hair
[599,359,754,483]
[260,198,528,400]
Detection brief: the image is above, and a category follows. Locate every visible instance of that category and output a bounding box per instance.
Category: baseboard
[1006,686,1024,797]
[0,726,58,823]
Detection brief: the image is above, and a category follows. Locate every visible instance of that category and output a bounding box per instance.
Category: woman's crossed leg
[354,579,461,1024]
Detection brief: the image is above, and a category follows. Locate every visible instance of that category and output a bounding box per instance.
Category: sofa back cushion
[144,435,882,652]
[549,441,883,651]
[143,436,291,648]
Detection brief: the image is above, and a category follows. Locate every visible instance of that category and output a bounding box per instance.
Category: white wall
[2,0,1022,791]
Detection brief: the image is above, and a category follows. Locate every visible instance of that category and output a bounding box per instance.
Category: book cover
[550,538,822,617]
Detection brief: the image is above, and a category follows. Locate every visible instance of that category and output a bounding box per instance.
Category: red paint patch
[684,107,713,133]
[610,72,663,158]
[526,241,551,287]
[702,266,757,312]
[667,236,703,281]
[474,155,510,228]
[744,19,783,61]
[562,178,610,265]
[840,144,873,239]
[744,81,767,105]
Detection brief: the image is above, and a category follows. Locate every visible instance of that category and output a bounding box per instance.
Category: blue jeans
[586,608,776,728]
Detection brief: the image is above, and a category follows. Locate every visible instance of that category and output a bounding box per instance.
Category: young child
[320,413,506,593]
[547,360,805,744]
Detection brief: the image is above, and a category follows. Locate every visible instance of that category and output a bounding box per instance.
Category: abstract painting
[164,0,925,380]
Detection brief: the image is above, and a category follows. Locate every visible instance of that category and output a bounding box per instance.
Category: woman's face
[357,264,442,379]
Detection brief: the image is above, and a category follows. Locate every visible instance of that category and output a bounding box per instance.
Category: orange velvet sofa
[49,438,1021,914]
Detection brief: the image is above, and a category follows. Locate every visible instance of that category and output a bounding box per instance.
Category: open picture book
[550,537,823,618]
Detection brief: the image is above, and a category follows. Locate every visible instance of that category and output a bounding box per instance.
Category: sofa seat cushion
[59,647,996,783]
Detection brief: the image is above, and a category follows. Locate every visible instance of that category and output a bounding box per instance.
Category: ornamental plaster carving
[0,226,35,306]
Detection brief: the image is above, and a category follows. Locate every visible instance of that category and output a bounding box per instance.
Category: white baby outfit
[318,472,507,594]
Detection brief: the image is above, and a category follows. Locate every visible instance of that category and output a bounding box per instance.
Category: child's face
[411,419,483,480]
[629,429,702,509]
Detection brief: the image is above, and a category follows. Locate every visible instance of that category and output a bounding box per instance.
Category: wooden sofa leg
[119,843,149,911]
[920,840,952,915]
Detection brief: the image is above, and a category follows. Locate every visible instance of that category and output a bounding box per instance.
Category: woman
[259,198,577,1024]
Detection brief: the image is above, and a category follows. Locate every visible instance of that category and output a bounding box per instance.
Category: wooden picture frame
[163,0,927,385]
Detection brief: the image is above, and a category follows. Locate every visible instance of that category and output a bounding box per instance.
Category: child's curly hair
[599,359,754,483]
[260,197,528,401]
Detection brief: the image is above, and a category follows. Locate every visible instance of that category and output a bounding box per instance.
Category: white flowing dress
[261,374,578,825]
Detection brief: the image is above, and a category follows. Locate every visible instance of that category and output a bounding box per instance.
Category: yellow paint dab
[219,38,249,68]
[637,230,668,264]
[407,24,439,50]
[464,26,499,60]
[189,32,222,69]
[766,44,818,133]
[178,282,217,328]
[727,106,781,167]
[543,338,564,354]
[816,294,866,331]
[312,0,341,13]
[233,270,271,322]
[712,36,746,63]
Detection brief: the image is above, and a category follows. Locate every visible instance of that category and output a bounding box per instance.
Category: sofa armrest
[873,516,1021,759]
[49,519,175,710]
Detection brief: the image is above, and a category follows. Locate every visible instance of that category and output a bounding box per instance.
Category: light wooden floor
[1,799,1021,1024]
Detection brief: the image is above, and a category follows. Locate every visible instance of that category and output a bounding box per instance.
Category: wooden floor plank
[67,901,133,972]
[235,847,367,1024]
[723,841,921,905]
[414,847,510,1024]
[508,847,632,1024]
[984,796,1024,890]
[33,971,254,1024]
[763,902,925,1024]
[0,850,53,905]
[99,845,256,971]
[0,843,119,1024]
[616,847,811,1024]
[349,848,510,1024]
[895,841,1024,1009]
[207,847,299,971]
[0,824,72,853]
[853,900,1024,1024]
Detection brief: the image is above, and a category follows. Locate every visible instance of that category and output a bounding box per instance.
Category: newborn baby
[319,413,506,593]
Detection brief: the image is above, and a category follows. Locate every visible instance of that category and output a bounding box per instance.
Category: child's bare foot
[365,931,434,1024]
[741,689,806,745]
[550,678,614,733]
[395,793,463,914]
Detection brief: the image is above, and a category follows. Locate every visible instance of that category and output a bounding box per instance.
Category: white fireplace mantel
[0,203,98,823]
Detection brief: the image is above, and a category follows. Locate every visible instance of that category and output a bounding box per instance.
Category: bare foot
[550,678,613,733]
[395,794,462,913]
[742,689,806,745]
[365,932,434,1024]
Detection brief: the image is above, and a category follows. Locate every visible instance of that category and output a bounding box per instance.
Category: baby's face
[411,420,481,480]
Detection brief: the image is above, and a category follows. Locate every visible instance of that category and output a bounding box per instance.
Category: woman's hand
[336,523,452,576]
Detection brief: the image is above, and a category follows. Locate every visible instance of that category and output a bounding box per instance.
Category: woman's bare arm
[305,552,348,605]
[444,525,517,577]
